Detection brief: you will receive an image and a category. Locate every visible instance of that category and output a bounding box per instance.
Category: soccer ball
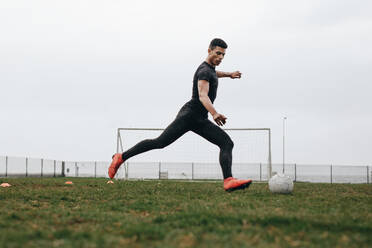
[268,173,294,194]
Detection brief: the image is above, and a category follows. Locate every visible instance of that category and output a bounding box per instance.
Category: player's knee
[154,138,168,149]
[220,138,233,150]
[158,142,167,149]
[226,139,234,150]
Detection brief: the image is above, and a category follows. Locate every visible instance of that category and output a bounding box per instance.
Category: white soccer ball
[268,173,294,194]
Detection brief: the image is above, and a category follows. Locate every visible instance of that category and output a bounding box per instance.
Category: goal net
[116,128,272,180]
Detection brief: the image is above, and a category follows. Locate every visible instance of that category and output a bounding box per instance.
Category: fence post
[259,163,262,181]
[192,162,194,180]
[53,160,56,177]
[94,161,97,178]
[5,156,8,177]
[61,161,65,177]
[158,162,161,180]
[367,166,369,184]
[126,162,129,180]
[75,162,78,177]
[294,163,297,182]
[330,165,333,184]
[41,159,44,177]
[26,158,28,177]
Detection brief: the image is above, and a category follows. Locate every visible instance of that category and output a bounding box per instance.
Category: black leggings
[122,106,234,179]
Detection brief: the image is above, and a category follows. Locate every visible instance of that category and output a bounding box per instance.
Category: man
[109,38,252,192]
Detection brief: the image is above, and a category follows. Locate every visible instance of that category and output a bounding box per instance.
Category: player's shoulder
[197,62,214,74]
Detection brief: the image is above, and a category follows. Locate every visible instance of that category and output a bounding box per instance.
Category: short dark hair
[209,38,228,50]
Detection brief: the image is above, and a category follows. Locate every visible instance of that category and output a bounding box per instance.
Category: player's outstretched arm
[198,80,227,126]
[216,70,242,79]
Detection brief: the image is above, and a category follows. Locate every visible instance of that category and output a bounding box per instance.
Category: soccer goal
[116,128,272,180]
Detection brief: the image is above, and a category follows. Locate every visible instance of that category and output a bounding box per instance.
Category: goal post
[116,127,272,180]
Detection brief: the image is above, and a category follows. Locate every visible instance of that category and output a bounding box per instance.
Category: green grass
[0,178,371,248]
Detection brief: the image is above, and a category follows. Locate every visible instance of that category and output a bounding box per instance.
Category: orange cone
[65,181,73,185]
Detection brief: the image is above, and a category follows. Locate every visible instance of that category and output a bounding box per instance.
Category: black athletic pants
[122,105,234,179]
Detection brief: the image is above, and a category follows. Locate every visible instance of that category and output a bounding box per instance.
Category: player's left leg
[109,111,193,179]
[191,119,252,192]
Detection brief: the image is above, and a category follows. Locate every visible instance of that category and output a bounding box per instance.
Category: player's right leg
[108,111,192,179]
[191,118,252,192]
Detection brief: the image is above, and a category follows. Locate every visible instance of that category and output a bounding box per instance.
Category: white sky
[1,0,371,165]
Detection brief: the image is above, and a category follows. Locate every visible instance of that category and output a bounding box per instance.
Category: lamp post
[282,117,287,174]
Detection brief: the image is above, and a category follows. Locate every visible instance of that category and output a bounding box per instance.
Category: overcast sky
[1,0,371,165]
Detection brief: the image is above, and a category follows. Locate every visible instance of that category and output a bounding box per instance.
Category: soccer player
[109,38,252,192]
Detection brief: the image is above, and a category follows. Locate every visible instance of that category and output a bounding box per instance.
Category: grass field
[0,178,371,248]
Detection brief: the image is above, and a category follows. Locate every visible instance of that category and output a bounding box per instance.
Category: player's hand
[213,113,227,126]
[230,71,242,79]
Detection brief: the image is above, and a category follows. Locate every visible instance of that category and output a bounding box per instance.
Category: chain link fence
[0,156,370,184]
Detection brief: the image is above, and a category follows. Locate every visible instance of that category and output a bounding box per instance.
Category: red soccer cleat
[224,177,252,192]
[108,153,124,179]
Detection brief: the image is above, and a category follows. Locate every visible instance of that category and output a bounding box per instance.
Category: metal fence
[0,156,370,184]
[0,156,65,178]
